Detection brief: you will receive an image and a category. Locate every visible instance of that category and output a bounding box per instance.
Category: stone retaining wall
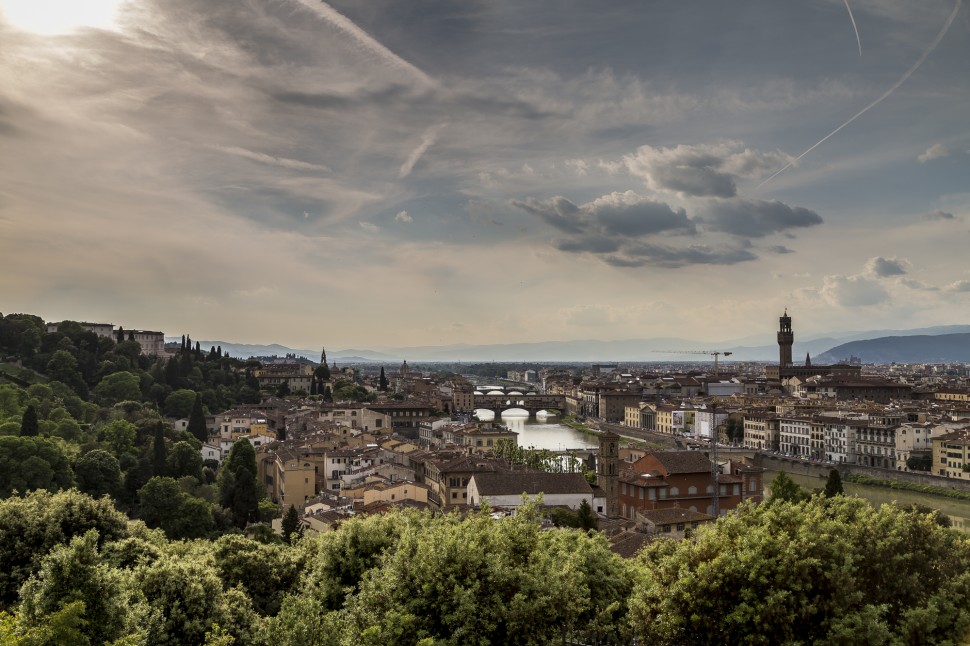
[754,454,970,493]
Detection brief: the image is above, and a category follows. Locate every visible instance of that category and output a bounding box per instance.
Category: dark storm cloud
[554,236,621,254]
[513,192,763,267]
[700,198,822,238]
[512,196,584,233]
[512,192,695,238]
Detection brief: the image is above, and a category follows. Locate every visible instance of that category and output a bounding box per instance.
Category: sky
[1,0,968,351]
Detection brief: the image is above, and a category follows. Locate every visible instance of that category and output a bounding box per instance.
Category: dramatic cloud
[511,192,767,267]
[821,275,891,307]
[864,256,908,277]
[395,210,413,223]
[699,199,823,238]
[623,143,793,198]
[917,143,950,163]
[512,196,586,234]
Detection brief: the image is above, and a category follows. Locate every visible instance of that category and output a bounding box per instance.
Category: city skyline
[1,0,968,349]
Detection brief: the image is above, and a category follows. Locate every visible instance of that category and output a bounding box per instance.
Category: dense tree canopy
[0,435,74,498]
[92,370,142,406]
[0,489,968,645]
[629,496,970,645]
[74,450,123,499]
[0,489,128,608]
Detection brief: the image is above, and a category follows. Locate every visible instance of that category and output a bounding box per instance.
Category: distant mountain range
[171,324,970,363]
[816,333,970,364]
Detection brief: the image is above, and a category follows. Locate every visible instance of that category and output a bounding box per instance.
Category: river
[765,470,970,533]
[474,409,598,451]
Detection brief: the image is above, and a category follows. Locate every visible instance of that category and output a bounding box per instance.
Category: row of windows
[621,482,746,498]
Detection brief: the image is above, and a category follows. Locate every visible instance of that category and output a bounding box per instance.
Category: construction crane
[653,350,734,377]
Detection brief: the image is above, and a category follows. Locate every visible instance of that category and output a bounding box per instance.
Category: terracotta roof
[648,451,713,475]
[471,472,592,496]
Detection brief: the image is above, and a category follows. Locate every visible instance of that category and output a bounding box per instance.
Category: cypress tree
[152,424,168,477]
[116,326,125,344]
[281,504,303,544]
[127,330,135,342]
[379,366,389,392]
[20,404,39,437]
[231,468,259,527]
[824,469,844,497]
[220,439,260,527]
[577,498,598,531]
[187,393,207,443]
[164,356,180,388]
[194,341,201,358]
[180,335,186,351]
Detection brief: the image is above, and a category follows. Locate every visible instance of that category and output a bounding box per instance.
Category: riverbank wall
[754,454,970,493]
[598,421,679,449]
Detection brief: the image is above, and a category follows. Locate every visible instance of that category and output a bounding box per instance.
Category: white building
[779,417,812,457]
[695,409,729,440]
[467,472,594,510]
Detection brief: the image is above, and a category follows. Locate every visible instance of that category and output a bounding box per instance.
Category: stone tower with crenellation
[778,309,794,367]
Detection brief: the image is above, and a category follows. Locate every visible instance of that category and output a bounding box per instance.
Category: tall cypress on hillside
[20,404,39,437]
[187,394,207,444]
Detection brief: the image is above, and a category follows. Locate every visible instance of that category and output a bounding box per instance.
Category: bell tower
[778,309,794,367]
[597,430,620,518]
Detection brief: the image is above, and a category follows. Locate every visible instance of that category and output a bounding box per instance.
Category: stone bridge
[473,393,566,419]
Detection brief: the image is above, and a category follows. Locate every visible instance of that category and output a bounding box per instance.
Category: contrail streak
[843,0,862,56]
[294,0,435,87]
[399,123,448,178]
[759,0,961,189]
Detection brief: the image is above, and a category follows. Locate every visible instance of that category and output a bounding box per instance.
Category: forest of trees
[0,491,968,644]
[3,312,970,644]
[0,313,277,542]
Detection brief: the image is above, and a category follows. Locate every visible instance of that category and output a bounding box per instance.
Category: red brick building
[617,451,763,520]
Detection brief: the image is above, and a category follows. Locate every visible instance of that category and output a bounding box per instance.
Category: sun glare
[0,0,124,35]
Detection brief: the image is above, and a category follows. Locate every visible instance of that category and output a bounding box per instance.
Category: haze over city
[1,0,968,350]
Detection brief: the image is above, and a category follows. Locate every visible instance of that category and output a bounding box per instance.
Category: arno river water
[474,410,970,532]
[473,409,598,451]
